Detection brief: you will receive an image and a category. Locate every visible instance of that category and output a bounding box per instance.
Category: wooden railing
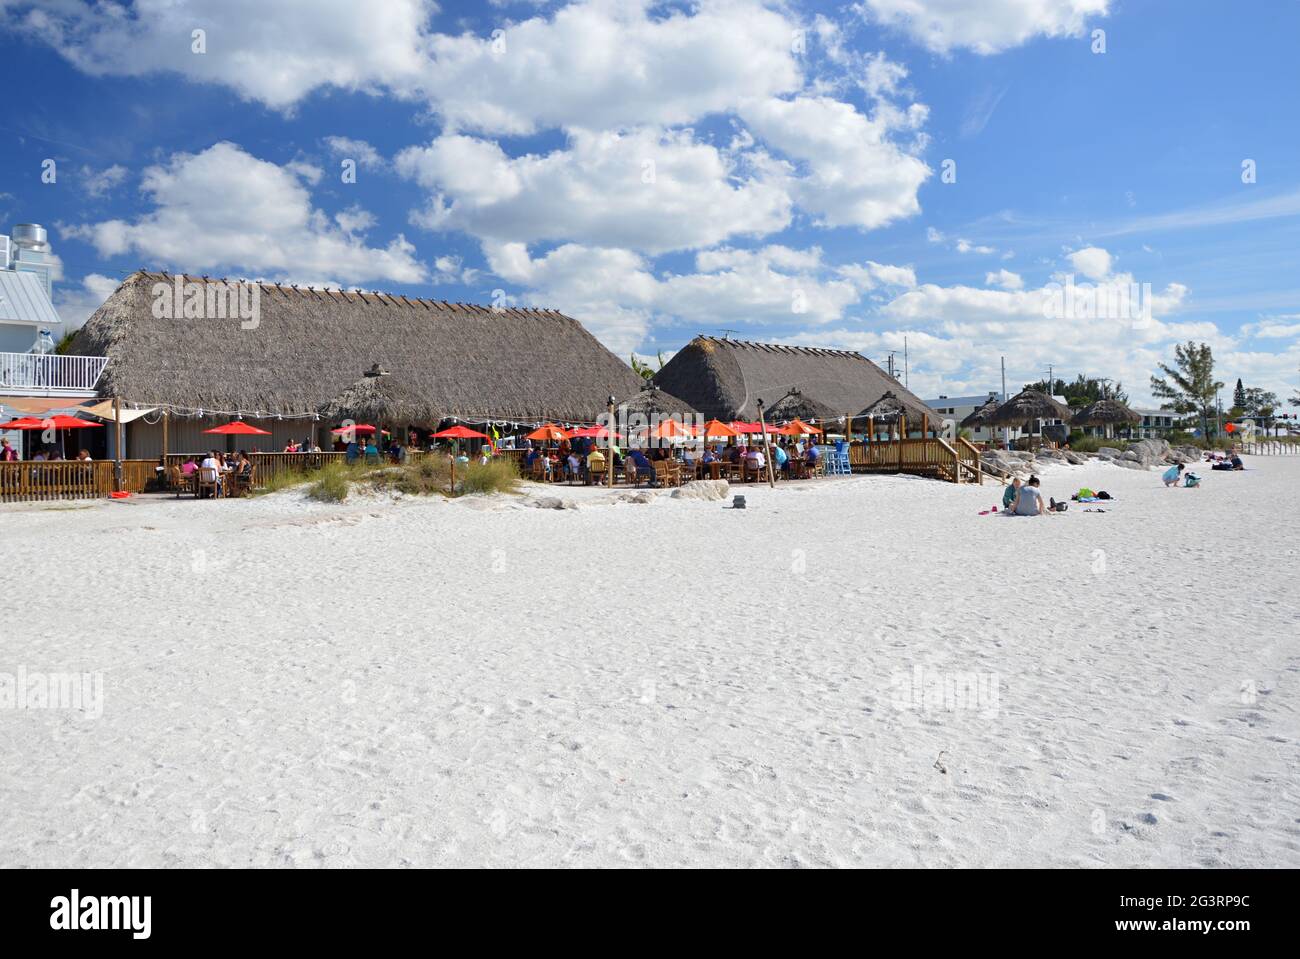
[847,438,969,482]
[1241,440,1299,455]
[955,437,985,485]
[165,451,347,486]
[0,459,156,502]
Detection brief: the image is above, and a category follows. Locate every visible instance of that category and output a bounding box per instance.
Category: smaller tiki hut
[857,390,937,438]
[1071,398,1140,439]
[987,389,1074,446]
[960,395,1002,430]
[765,390,839,428]
[318,366,442,443]
[616,382,700,420]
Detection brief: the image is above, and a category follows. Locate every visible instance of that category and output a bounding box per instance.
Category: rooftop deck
[0,351,107,398]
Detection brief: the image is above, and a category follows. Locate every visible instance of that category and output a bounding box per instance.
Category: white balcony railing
[0,352,108,397]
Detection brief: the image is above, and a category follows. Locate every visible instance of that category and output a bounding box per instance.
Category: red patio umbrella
[430,426,492,495]
[569,425,619,439]
[204,421,272,435]
[330,424,382,435]
[729,420,765,434]
[39,415,102,430]
[0,417,47,429]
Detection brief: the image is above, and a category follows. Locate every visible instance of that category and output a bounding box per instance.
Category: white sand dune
[1,456,1297,867]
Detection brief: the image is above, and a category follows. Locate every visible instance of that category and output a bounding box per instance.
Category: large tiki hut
[1071,398,1140,438]
[72,272,645,457]
[652,336,937,431]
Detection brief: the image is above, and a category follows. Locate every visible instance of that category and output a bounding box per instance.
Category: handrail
[0,352,108,396]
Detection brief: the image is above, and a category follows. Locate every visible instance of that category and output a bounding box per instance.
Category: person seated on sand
[1184,472,1202,488]
[1012,475,1045,515]
[1162,464,1185,487]
[1002,477,1021,510]
[1230,453,1244,470]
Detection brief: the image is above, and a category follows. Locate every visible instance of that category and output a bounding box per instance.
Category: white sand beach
[1,457,1297,868]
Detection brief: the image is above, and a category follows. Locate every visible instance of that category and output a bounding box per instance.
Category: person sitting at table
[180,456,198,477]
[1,438,17,462]
[200,449,223,496]
[75,449,92,462]
[284,440,300,453]
[805,443,821,469]
[235,450,253,476]
[702,445,718,464]
[586,446,606,479]
[627,447,658,486]
[773,441,789,476]
[364,437,379,461]
[746,446,765,477]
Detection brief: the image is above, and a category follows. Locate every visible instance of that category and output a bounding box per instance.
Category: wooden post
[113,396,124,492]
[162,409,169,463]
[898,414,906,472]
[607,398,615,489]
[758,402,775,488]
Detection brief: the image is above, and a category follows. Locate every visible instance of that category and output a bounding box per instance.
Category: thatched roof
[652,336,938,423]
[856,390,936,425]
[960,395,1002,428]
[765,390,839,425]
[615,382,700,420]
[1071,398,1140,426]
[987,389,1073,426]
[72,272,645,423]
[318,370,442,427]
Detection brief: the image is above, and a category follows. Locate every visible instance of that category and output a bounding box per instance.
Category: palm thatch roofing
[616,381,700,419]
[856,389,936,425]
[765,390,840,425]
[960,395,1003,428]
[987,389,1074,426]
[318,369,442,428]
[1071,398,1140,426]
[652,336,938,424]
[72,272,645,423]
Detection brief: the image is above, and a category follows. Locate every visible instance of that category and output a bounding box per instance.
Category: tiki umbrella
[960,395,1002,430]
[987,389,1073,441]
[1071,398,1140,439]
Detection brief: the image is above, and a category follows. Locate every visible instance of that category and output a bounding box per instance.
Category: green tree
[1233,378,1246,409]
[1024,374,1127,406]
[1150,341,1223,437]
[629,351,664,380]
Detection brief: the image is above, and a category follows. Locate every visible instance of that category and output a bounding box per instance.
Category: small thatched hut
[1071,398,1140,436]
[764,390,839,426]
[856,390,937,430]
[959,395,1002,430]
[616,381,701,420]
[652,336,937,427]
[72,272,645,457]
[987,389,1073,427]
[318,368,443,430]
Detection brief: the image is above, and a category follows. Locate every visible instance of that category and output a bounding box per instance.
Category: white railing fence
[0,352,108,396]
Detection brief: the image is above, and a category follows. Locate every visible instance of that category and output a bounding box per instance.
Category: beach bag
[1097,491,1111,499]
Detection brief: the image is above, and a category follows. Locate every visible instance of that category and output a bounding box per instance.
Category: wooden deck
[848,437,982,484]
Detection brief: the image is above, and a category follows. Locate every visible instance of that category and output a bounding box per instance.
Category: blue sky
[1,0,1297,405]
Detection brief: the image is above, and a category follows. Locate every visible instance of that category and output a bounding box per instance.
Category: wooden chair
[742,460,762,483]
[530,459,546,482]
[196,467,220,499]
[587,460,607,485]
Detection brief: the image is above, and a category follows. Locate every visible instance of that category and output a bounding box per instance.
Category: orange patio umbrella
[784,418,823,435]
[647,419,695,441]
[699,419,739,440]
[525,423,572,442]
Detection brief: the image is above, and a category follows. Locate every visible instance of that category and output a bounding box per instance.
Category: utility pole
[1001,356,1008,449]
